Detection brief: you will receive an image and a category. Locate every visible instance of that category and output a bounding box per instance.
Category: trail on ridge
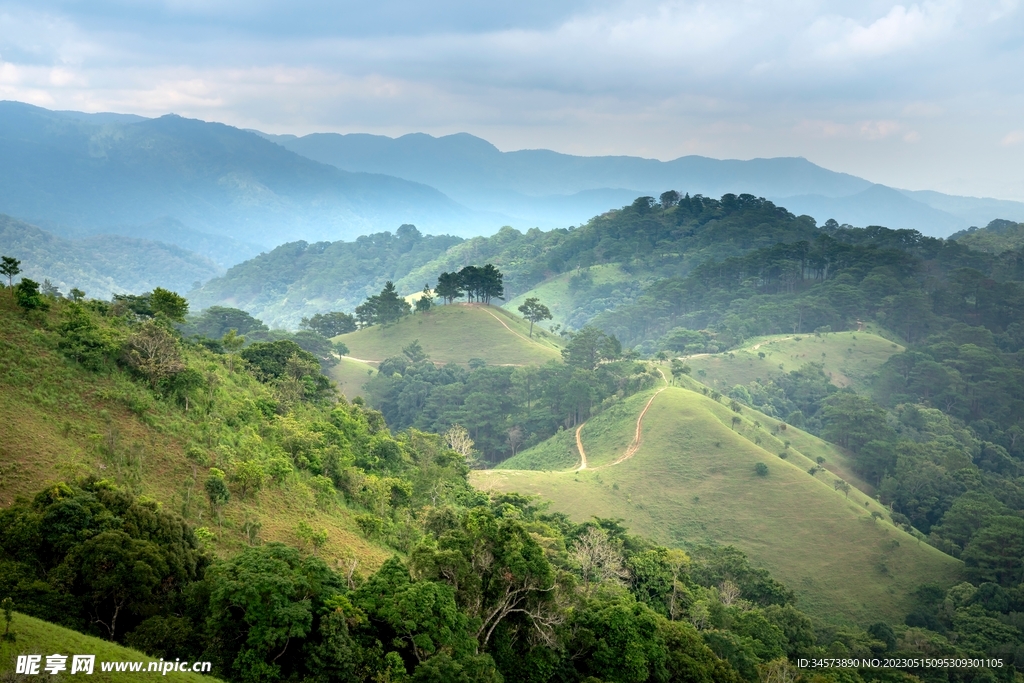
[576,369,667,471]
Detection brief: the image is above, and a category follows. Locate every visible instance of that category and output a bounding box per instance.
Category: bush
[755,463,769,477]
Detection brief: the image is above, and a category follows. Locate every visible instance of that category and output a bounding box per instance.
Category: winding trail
[575,423,588,470]
[575,368,668,471]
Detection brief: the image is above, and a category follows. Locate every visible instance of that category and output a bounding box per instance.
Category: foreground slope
[0,613,219,682]
[685,329,902,393]
[476,385,961,624]
[0,298,390,571]
[334,303,562,366]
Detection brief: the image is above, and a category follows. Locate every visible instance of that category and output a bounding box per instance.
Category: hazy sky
[1,0,1022,199]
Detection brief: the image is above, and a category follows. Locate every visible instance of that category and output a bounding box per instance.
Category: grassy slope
[502,264,631,329]
[0,298,391,574]
[685,328,903,394]
[0,612,219,681]
[333,304,562,366]
[329,356,377,401]
[475,385,961,625]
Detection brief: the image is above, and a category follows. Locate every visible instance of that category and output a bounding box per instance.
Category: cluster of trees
[355,281,412,328]
[435,264,504,304]
[365,327,635,461]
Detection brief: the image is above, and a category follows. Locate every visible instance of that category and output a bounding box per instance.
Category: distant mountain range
[0,101,479,265]
[262,130,1024,237]
[4,100,1024,290]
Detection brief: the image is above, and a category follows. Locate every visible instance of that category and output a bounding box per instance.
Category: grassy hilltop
[479,382,962,625]
[685,329,903,394]
[333,303,562,366]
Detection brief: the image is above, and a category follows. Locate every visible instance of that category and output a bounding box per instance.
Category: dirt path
[575,423,588,471]
[608,386,667,467]
[575,368,668,471]
[477,305,539,345]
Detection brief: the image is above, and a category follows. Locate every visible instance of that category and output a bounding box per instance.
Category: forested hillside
[0,214,221,299]
[189,225,462,328]
[951,219,1024,254]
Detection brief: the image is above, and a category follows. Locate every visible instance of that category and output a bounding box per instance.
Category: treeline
[366,327,640,462]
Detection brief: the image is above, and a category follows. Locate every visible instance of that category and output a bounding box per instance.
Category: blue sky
[1,0,1022,199]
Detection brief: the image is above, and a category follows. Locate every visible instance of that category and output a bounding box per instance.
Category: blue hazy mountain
[0,102,484,265]
[264,130,1024,237]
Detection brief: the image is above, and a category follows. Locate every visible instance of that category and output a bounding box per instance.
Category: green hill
[478,384,962,625]
[333,303,562,366]
[685,328,902,394]
[950,219,1024,253]
[0,612,219,682]
[502,264,637,330]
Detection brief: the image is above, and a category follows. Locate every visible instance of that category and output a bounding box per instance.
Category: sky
[1,0,1022,199]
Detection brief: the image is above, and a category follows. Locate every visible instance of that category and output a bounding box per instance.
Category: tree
[300,311,356,337]
[232,460,268,499]
[14,278,48,311]
[206,543,338,682]
[833,479,851,499]
[205,468,230,522]
[570,527,629,593]
[416,284,434,313]
[359,281,412,327]
[435,271,463,304]
[295,521,328,556]
[506,425,524,456]
[670,360,690,384]
[123,321,186,388]
[561,326,621,370]
[1,255,21,288]
[69,287,85,302]
[444,424,475,464]
[755,463,769,477]
[150,288,188,323]
[820,393,892,451]
[961,516,1024,586]
[517,297,552,338]
[75,530,169,641]
[403,339,428,362]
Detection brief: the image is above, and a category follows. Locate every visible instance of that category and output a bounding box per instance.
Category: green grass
[328,356,377,401]
[685,328,903,393]
[475,385,961,625]
[0,612,219,681]
[498,427,579,471]
[0,297,391,574]
[502,264,632,329]
[333,304,563,366]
